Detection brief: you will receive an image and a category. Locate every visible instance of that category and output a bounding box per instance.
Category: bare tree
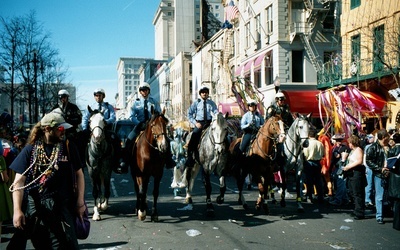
[0,11,69,125]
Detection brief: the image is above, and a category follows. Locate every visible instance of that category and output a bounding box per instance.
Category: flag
[225,0,239,23]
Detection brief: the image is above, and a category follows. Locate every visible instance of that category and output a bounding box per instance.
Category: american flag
[225,0,239,23]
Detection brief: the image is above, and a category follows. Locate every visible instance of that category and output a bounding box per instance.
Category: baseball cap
[41,112,72,129]
[366,134,374,140]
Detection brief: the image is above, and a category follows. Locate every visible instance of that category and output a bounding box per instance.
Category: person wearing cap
[81,88,120,171]
[8,112,85,249]
[266,91,294,128]
[185,86,218,168]
[329,133,350,206]
[364,134,376,207]
[122,82,175,170]
[239,100,264,155]
[52,89,82,139]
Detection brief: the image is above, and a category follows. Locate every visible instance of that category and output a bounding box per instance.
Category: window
[373,25,385,72]
[255,15,261,42]
[265,5,273,35]
[350,0,361,9]
[245,22,251,48]
[351,34,361,74]
[215,5,219,10]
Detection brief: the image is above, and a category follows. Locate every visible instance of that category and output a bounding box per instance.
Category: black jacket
[365,142,387,179]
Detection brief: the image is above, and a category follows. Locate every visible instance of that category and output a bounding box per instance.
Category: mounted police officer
[122,82,175,170]
[240,100,264,155]
[52,89,82,140]
[266,91,294,128]
[81,88,121,171]
[185,86,218,168]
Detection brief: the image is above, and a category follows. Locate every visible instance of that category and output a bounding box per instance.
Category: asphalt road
[2,168,400,250]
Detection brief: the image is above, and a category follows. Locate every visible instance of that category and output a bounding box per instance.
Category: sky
[0,0,160,109]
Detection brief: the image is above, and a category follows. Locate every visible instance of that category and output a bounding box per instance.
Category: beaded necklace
[9,140,62,193]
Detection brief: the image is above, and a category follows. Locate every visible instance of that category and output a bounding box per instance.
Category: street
[2,168,400,250]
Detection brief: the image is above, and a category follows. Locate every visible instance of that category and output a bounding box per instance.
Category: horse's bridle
[253,117,281,160]
[90,125,105,143]
[283,118,309,159]
[143,116,168,152]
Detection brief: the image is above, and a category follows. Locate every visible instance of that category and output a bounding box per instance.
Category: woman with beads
[9,112,85,249]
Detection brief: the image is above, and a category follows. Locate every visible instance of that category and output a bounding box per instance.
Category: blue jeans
[333,169,348,204]
[374,176,385,220]
[365,167,374,204]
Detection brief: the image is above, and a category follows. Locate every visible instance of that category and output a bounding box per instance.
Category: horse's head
[261,115,284,141]
[148,107,169,152]
[89,112,106,144]
[209,112,229,153]
[292,113,312,147]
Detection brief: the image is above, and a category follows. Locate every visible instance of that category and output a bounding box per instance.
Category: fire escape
[290,0,333,73]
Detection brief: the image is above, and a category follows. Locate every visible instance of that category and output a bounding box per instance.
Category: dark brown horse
[225,115,284,213]
[129,107,169,221]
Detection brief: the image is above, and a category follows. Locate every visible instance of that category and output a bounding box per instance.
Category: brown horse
[226,115,284,213]
[129,107,169,221]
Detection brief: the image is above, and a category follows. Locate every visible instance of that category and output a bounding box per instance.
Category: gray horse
[86,108,113,221]
[279,113,312,212]
[183,112,229,215]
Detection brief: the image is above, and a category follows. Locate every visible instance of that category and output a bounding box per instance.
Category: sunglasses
[278,98,285,101]
[59,94,68,99]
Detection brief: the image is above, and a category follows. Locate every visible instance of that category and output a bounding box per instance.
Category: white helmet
[275,91,285,100]
[58,89,69,97]
[139,82,151,92]
[93,88,105,97]
[247,99,257,106]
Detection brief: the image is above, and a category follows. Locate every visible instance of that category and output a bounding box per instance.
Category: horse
[86,107,113,221]
[278,113,312,212]
[130,107,170,221]
[220,115,284,213]
[183,112,229,215]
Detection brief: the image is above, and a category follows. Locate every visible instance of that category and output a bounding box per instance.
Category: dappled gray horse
[184,112,229,215]
[280,113,312,212]
[86,108,113,221]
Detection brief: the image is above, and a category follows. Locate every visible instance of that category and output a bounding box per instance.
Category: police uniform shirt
[187,99,218,125]
[241,111,264,130]
[82,102,116,130]
[130,96,161,126]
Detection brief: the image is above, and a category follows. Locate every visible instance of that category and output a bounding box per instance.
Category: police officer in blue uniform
[123,82,175,169]
[240,100,264,155]
[82,88,120,170]
[185,86,218,168]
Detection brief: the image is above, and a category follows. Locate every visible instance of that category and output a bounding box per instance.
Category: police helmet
[247,99,257,107]
[58,89,69,98]
[275,92,285,100]
[139,82,151,92]
[94,88,106,97]
[198,86,210,95]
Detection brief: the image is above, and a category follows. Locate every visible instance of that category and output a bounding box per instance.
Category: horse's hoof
[216,196,224,204]
[263,204,270,215]
[185,197,193,204]
[92,214,101,221]
[151,214,159,222]
[138,210,147,221]
[280,199,286,208]
[238,199,243,205]
[242,203,248,210]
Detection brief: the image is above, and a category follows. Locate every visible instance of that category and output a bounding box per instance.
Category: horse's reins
[143,117,168,152]
[252,117,280,160]
[283,118,309,160]
[90,125,105,142]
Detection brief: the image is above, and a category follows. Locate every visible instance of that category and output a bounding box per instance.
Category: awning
[234,65,243,76]
[243,60,253,74]
[254,52,268,70]
[218,102,244,117]
[282,90,324,118]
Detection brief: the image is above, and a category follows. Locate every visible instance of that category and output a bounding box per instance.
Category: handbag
[388,173,400,199]
[75,203,90,239]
